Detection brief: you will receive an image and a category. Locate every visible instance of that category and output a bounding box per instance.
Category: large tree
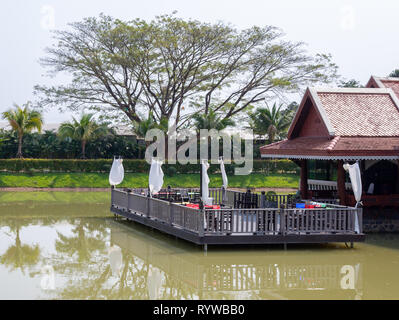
[1,103,43,158]
[35,14,338,130]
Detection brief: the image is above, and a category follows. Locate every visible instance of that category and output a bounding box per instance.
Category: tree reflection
[55,218,106,263]
[0,219,41,274]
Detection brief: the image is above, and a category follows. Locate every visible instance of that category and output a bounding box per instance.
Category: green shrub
[165,166,177,177]
[0,158,299,174]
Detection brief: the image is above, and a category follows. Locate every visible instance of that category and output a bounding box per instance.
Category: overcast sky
[0,0,398,123]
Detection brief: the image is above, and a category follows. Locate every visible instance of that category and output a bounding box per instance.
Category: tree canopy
[35,14,338,130]
[2,103,43,158]
[248,102,295,143]
[338,79,363,88]
[389,69,399,78]
[58,113,110,158]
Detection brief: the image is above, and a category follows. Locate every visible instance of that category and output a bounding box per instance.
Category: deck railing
[308,179,352,191]
[111,188,362,236]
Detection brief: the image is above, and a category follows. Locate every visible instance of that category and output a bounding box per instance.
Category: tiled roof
[380,80,399,100]
[366,76,399,100]
[260,136,399,159]
[317,91,399,136]
[262,82,399,159]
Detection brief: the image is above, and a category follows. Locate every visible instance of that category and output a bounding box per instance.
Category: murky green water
[1,192,399,300]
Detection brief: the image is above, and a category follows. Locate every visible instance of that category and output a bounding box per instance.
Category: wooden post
[199,159,204,210]
[337,160,346,206]
[300,159,308,200]
[396,159,399,193]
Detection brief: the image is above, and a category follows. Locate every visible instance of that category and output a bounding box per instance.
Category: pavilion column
[337,160,346,206]
[300,159,308,200]
[396,159,399,193]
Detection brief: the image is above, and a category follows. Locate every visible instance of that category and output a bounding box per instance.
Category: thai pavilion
[260,76,399,224]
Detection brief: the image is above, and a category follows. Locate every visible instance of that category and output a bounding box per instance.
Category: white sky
[0,0,398,123]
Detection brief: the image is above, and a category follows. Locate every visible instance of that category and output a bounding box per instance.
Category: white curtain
[343,162,362,233]
[109,157,125,186]
[202,160,212,205]
[149,158,164,195]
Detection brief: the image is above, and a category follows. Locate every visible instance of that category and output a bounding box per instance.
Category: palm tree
[58,114,110,159]
[192,110,235,132]
[132,112,169,139]
[2,103,43,158]
[0,219,41,274]
[133,112,169,159]
[249,103,292,144]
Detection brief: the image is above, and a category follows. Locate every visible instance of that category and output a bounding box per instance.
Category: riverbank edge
[0,187,298,193]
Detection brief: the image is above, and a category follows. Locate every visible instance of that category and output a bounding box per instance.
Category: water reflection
[109,221,364,300]
[0,192,399,299]
[1,218,40,274]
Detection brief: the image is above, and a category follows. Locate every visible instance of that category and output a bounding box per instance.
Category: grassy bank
[0,172,299,189]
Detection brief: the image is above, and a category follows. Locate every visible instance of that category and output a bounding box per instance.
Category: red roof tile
[260,136,399,159]
[380,80,399,100]
[317,91,399,136]
[262,85,399,159]
[366,76,399,100]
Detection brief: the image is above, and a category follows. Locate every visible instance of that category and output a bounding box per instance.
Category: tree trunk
[81,140,87,159]
[16,135,23,158]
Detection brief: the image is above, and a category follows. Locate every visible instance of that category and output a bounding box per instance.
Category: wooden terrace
[111,187,365,248]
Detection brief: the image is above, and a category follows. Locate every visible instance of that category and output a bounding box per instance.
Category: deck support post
[146,195,150,218]
[204,244,208,254]
[337,160,346,206]
[300,160,308,200]
[260,191,266,208]
[199,209,205,237]
[350,241,354,248]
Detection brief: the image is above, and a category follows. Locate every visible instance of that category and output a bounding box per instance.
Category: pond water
[1,191,399,300]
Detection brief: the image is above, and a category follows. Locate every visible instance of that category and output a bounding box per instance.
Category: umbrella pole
[199,159,203,210]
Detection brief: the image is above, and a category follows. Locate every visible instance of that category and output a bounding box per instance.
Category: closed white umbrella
[219,157,228,203]
[149,158,164,195]
[219,157,228,190]
[201,160,212,205]
[343,162,362,233]
[109,157,124,186]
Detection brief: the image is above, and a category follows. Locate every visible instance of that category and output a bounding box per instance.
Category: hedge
[0,159,299,175]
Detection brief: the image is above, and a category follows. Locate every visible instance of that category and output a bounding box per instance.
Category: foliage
[0,130,143,159]
[132,111,169,138]
[58,114,111,158]
[389,69,399,78]
[338,79,363,88]
[0,172,299,189]
[1,103,43,158]
[0,158,299,174]
[248,102,294,143]
[191,109,235,132]
[35,14,338,129]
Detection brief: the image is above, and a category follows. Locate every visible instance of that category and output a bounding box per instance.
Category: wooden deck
[110,188,365,246]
